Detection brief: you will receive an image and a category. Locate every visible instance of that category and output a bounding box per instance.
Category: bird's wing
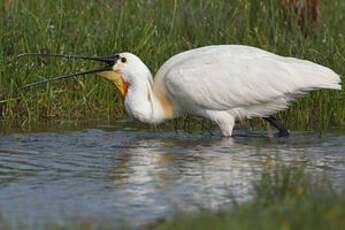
[155,45,341,112]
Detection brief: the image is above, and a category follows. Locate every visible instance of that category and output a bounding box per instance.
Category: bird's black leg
[263,116,289,137]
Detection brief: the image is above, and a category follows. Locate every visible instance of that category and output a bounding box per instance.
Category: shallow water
[0,122,345,228]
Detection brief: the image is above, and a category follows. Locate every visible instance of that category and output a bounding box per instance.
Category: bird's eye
[121,57,127,63]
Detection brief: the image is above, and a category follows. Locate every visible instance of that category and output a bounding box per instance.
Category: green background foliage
[1,0,344,131]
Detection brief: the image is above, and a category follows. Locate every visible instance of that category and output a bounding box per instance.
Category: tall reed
[0,0,344,131]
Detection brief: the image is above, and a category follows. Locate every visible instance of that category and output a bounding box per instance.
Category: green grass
[0,0,344,131]
[141,162,345,230]
[2,160,344,230]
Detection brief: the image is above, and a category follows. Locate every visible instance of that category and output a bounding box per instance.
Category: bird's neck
[123,73,177,124]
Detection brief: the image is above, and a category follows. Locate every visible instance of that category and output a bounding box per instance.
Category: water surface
[0,122,344,228]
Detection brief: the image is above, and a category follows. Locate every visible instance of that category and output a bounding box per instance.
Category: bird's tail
[288,58,342,91]
[312,68,342,90]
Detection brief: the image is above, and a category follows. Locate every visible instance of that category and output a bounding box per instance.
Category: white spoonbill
[19,45,342,137]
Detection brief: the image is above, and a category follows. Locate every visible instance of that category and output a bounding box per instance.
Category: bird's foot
[277,129,290,137]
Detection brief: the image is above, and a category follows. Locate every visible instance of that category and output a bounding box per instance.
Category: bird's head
[101,52,153,88]
[18,52,152,98]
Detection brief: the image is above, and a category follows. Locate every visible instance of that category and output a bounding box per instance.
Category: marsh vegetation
[1,0,344,131]
[1,1,345,229]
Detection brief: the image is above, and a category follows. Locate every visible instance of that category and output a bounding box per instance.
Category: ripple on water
[0,124,344,228]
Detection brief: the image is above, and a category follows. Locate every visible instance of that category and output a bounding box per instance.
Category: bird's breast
[152,85,177,120]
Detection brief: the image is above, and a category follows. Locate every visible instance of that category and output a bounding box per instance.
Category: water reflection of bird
[19,45,341,137]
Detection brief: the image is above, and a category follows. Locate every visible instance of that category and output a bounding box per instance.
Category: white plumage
[20,45,342,136]
[117,45,341,136]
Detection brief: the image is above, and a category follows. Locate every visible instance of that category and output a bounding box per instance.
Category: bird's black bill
[17,52,120,89]
[20,66,114,89]
[17,53,120,65]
